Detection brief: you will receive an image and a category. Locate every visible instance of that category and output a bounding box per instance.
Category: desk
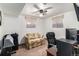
[57,38,77,44]
[56,38,77,56]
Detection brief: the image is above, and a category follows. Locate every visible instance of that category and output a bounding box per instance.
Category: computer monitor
[66,28,77,40]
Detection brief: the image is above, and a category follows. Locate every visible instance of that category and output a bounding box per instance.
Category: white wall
[63,11,78,28]
[1,15,45,44]
[25,19,44,34]
[18,16,45,43]
[0,4,79,44]
[43,16,66,39]
[1,15,22,44]
[1,10,78,44]
[43,10,78,39]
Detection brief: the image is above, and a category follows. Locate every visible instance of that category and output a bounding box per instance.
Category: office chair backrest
[2,33,18,50]
[1,34,9,48]
[46,32,56,45]
[11,33,18,50]
[1,33,18,56]
[46,32,55,39]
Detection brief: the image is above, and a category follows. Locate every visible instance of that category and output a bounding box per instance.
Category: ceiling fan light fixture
[33,3,53,17]
[39,14,43,17]
[39,9,43,13]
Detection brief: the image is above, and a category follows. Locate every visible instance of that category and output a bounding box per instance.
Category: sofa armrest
[42,35,44,38]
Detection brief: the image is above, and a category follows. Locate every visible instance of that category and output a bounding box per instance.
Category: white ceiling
[21,3,74,18]
[0,3,74,17]
[0,3,25,16]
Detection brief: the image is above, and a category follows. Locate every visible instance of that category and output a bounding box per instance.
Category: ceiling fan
[32,4,53,16]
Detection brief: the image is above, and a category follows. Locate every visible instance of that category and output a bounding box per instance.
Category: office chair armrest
[10,51,16,54]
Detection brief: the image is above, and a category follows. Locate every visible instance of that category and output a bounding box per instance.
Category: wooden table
[46,47,57,56]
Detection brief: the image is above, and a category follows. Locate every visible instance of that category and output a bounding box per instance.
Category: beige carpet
[15,39,48,56]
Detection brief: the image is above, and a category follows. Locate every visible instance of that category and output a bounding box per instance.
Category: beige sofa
[24,32,44,49]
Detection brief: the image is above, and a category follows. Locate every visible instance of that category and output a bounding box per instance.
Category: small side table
[46,47,57,56]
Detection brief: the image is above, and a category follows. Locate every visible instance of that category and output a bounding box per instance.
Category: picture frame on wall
[52,23,63,28]
[52,15,64,28]
[26,23,36,28]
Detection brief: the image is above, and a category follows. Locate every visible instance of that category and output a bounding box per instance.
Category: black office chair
[11,33,18,51]
[0,34,12,56]
[0,33,18,56]
[46,32,56,48]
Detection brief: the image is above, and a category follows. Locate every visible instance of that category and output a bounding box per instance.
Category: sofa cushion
[26,32,43,39]
[26,33,35,39]
[28,38,41,44]
[35,33,43,38]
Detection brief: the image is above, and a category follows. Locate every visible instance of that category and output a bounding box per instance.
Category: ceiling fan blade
[44,7,53,10]
[32,10,40,14]
[34,4,40,9]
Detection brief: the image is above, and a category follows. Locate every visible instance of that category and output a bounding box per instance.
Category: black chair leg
[48,45,53,48]
[1,48,11,56]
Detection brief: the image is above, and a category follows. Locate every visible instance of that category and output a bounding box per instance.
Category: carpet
[15,39,48,56]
